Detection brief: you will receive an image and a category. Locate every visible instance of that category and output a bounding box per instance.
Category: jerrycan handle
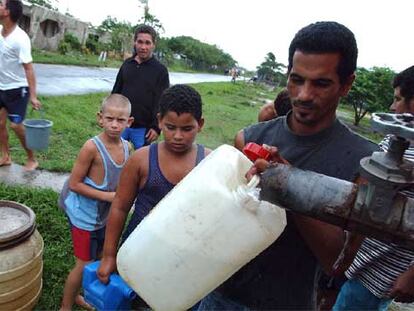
[83,261,136,310]
[247,175,260,189]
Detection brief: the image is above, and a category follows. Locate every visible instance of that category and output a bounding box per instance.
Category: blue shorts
[121,127,147,149]
[0,87,29,124]
[333,278,392,311]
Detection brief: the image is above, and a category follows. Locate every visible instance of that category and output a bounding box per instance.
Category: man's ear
[340,73,356,97]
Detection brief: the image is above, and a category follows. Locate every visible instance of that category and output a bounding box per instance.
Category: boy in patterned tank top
[59,94,133,311]
[97,85,211,292]
[333,66,414,310]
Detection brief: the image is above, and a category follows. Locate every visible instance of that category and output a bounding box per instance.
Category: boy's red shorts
[70,223,105,261]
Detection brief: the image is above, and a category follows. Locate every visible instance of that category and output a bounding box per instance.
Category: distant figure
[0,0,41,171]
[59,94,133,311]
[112,24,169,150]
[231,67,237,83]
[98,51,107,62]
[258,88,291,122]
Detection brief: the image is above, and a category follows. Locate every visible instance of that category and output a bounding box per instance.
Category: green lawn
[1,81,383,310]
[9,81,381,172]
[33,49,123,68]
[32,50,224,75]
[8,82,276,172]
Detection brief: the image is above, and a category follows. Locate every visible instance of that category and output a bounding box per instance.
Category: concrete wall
[20,2,89,51]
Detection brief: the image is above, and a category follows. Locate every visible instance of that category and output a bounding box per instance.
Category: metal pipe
[259,164,414,249]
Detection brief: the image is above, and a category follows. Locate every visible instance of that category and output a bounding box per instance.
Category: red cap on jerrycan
[243,142,271,162]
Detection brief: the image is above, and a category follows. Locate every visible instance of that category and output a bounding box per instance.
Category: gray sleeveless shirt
[218,115,378,310]
[59,136,129,230]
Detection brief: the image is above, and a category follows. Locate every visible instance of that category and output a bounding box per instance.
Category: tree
[98,16,134,54]
[256,52,286,86]
[26,0,57,10]
[342,67,395,126]
[137,0,164,35]
[165,36,236,72]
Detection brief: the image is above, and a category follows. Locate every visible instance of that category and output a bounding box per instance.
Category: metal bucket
[23,119,53,151]
[0,200,44,310]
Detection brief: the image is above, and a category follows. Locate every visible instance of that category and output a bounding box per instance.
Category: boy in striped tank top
[97,85,211,299]
[59,94,133,311]
[334,66,414,310]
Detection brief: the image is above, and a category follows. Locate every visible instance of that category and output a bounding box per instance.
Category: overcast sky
[56,0,413,72]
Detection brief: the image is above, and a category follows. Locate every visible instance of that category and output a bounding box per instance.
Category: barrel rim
[0,201,36,245]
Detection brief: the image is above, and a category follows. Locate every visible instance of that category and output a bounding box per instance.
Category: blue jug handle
[83,261,137,300]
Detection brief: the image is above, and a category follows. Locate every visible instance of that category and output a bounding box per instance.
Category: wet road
[34,63,231,96]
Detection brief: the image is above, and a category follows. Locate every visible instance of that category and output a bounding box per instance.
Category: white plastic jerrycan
[117,144,287,311]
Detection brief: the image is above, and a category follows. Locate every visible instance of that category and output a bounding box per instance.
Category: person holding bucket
[0,0,41,171]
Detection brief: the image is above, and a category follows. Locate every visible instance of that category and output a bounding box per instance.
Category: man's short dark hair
[159,84,202,121]
[393,66,414,103]
[288,21,358,84]
[6,0,23,23]
[274,88,291,117]
[134,24,157,43]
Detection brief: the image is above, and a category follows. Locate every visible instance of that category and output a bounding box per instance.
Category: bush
[63,33,81,51]
[57,41,70,54]
[85,35,100,54]
[58,33,83,55]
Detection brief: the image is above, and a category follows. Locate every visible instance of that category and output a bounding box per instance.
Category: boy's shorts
[0,87,30,124]
[121,127,147,149]
[69,222,105,261]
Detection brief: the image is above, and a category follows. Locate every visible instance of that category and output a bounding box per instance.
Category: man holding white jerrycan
[196,21,377,310]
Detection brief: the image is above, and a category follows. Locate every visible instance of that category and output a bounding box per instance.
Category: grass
[8,82,276,172]
[338,103,384,143]
[8,81,379,172]
[32,50,223,75]
[1,81,384,310]
[33,49,123,68]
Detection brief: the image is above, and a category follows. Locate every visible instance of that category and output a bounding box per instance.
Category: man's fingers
[254,158,272,172]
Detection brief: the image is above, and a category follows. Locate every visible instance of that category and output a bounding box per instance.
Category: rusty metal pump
[259,113,414,248]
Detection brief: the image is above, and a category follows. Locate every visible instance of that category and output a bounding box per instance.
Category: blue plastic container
[83,261,137,311]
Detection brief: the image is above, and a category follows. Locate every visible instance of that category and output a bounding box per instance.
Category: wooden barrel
[0,200,44,310]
